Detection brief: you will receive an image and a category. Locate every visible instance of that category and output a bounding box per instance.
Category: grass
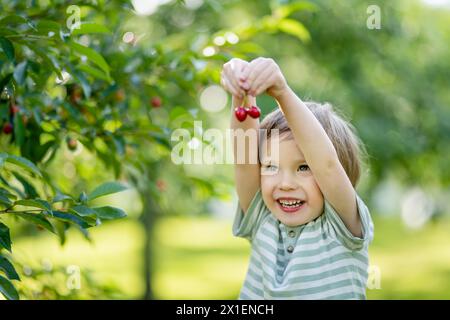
[9,214,450,299]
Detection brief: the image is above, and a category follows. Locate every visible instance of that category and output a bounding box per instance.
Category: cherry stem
[242,94,248,108]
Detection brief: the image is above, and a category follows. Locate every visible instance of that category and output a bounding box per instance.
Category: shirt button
[288,230,295,238]
[287,245,294,253]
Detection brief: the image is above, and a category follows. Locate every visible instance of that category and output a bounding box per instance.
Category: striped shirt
[232,189,374,300]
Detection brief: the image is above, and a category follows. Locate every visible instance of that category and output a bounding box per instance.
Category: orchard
[1,0,449,300]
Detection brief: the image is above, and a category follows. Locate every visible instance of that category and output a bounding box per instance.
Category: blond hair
[259,102,367,187]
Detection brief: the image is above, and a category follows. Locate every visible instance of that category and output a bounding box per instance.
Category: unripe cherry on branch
[114,89,125,102]
[22,115,29,126]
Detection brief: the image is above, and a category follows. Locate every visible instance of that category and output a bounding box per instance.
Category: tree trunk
[140,188,158,300]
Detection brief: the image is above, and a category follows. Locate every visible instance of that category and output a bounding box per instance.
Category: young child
[220,57,374,299]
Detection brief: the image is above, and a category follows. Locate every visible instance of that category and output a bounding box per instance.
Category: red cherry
[156,179,167,192]
[234,107,247,122]
[247,105,261,119]
[2,122,13,134]
[10,104,20,115]
[151,96,162,108]
[67,138,78,151]
[70,91,82,104]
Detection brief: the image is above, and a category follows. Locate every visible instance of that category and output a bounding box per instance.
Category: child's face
[260,135,324,227]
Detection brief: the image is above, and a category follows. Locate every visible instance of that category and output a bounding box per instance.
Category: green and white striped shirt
[233,189,374,300]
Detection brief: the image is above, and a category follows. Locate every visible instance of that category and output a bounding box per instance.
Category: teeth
[278,200,304,207]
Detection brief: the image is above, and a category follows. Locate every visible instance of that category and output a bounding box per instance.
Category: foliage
[0,152,127,299]
[1,0,448,300]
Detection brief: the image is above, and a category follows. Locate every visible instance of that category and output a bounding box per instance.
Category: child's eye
[262,164,278,171]
[298,164,309,172]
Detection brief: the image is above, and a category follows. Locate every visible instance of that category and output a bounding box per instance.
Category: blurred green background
[1,0,449,299]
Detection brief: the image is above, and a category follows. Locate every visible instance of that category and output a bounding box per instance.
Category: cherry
[234,106,247,122]
[151,96,162,108]
[22,115,29,126]
[69,85,82,105]
[67,137,78,151]
[2,122,13,134]
[115,89,125,102]
[10,104,20,115]
[247,105,261,119]
[156,179,167,192]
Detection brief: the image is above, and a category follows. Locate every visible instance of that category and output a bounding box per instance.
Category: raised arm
[221,59,260,214]
[230,95,260,214]
[240,58,362,237]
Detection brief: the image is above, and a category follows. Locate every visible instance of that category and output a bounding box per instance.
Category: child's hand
[220,58,249,99]
[239,57,289,100]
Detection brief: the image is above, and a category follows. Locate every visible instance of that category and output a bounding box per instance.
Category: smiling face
[260,134,324,227]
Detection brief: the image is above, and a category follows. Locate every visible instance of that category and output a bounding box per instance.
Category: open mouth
[276,199,306,213]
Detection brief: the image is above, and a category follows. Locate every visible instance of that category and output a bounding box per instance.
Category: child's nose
[278,173,299,190]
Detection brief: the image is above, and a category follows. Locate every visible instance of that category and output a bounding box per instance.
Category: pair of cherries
[234,105,261,122]
[234,95,261,122]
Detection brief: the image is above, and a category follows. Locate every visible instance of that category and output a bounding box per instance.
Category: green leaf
[277,19,310,42]
[0,188,15,207]
[0,255,20,280]
[69,41,110,77]
[35,20,61,36]
[0,74,13,94]
[69,205,96,217]
[0,194,13,207]
[0,154,5,168]
[0,15,29,27]
[16,212,55,234]
[112,136,125,156]
[13,61,27,85]
[274,1,318,19]
[78,191,88,204]
[13,113,25,147]
[52,211,91,229]
[52,192,74,203]
[149,132,172,151]
[94,206,127,220]
[0,223,11,252]
[14,199,52,211]
[0,36,15,62]
[72,69,91,98]
[0,174,24,199]
[1,153,42,177]
[26,46,62,79]
[71,23,111,36]
[0,274,19,300]
[54,221,68,246]
[0,188,16,201]
[87,182,127,201]
[11,171,39,198]
[77,64,111,82]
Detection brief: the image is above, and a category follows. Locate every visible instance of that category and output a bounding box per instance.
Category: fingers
[221,75,242,98]
[221,59,249,98]
[255,72,278,97]
[239,58,272,96]
[246,65,275,96]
